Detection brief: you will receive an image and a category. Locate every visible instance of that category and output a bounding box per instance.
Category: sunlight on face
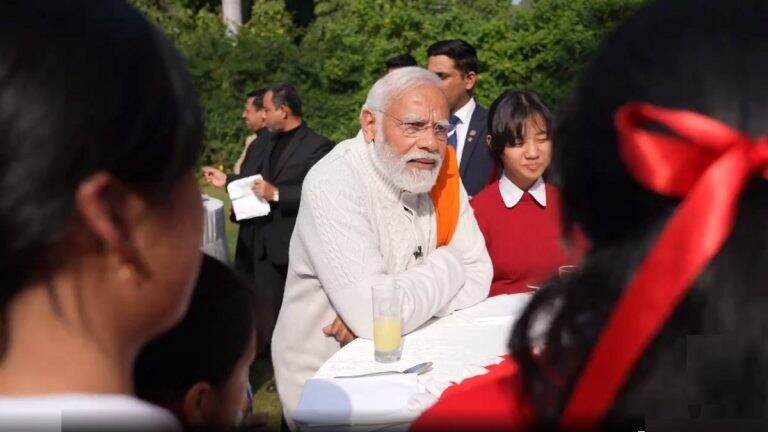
[373,84,450,194]
[502,114,552,189]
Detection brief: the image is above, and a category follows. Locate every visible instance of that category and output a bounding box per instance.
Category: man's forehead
[389,86,448,118]
[427,55,458,73]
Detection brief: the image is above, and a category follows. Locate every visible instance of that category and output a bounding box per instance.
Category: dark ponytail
[0,0,202,349]
[510,0,768,427]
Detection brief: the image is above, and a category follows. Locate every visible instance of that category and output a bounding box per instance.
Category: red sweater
[411,357,534,431]
[471,181,577,296]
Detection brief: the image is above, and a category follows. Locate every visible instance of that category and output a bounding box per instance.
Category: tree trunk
[221,0,242,36]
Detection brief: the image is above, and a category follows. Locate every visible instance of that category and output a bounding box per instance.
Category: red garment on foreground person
[412,356,534,431]
[416,102,768,430]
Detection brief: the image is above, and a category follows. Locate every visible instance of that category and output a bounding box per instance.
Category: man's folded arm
[435,185,492,316]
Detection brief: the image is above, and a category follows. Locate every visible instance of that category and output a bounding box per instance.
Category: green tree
[131,0,298,166]
[295,0,511,142]
[130,0,646,167]
[297,0,644,142]
[481,0,645,106]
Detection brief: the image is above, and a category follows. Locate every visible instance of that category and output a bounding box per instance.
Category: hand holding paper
[251,178,277,201]
[227,175,271,221]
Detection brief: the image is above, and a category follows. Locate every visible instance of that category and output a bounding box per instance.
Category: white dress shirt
[451,98,477,163]
[499,175,547,208]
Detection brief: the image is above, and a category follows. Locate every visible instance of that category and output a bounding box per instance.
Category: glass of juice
[372,281,403,363]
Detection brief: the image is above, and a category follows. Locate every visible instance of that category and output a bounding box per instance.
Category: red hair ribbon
[559,103,768,430]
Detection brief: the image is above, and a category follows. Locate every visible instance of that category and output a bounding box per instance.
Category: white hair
[363,66,442,113]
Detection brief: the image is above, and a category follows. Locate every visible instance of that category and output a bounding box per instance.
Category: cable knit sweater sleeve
[435,184,492,316]
[300,172,472,338]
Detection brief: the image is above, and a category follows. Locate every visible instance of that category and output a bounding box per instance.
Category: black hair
[134,255,256,408]
[426,39,479,75]
[385,53,418,71]
[510,0,768,428]
[246,88,268,110]
[0,0,202,350]
[268,83,302,117]
[486,90,552,165]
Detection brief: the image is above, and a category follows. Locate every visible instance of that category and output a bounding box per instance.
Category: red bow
[559,103,768,430]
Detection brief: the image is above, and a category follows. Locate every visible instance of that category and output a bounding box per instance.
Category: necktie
[447,115,460,148]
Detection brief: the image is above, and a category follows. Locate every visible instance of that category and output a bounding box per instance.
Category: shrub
[130,0,645,168]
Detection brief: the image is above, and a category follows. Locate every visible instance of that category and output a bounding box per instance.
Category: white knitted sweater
[271,132,492,422]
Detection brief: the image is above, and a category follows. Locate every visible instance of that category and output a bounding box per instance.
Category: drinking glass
[372,282,403,363]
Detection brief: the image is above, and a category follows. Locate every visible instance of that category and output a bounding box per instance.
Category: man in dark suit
[203,90,271,279]
[427,39,494,197]
[233,88,267,175]
[229,131,272,281]
[232,89,270,279]
[202,84,333,348]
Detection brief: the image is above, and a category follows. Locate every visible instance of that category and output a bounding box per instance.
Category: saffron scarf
[430,145,461,247]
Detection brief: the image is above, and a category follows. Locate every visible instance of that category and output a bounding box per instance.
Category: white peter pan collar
[499,175,546,208]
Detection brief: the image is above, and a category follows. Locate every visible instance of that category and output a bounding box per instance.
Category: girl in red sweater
[471,90,580,296]
[414,0,768,430]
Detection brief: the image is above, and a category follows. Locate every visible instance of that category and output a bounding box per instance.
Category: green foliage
[131,0,298,166]
[129,0,645,168]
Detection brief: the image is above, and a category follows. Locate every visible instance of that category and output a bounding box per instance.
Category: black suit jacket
[231,123,333,267]
[458,104,494,196]
[229,129,270,276]
[232,129,273,182]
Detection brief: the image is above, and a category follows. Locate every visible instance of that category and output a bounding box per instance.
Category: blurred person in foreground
[271,67,491,426]
[135,255,263,431]
[0,0,204,430]
[415,0,768,430]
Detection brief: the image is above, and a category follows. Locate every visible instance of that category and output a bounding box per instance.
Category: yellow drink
[372,282,403,362]
[373,316,402,353]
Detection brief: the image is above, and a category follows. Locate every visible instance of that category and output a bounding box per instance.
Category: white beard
[372,131,443,194]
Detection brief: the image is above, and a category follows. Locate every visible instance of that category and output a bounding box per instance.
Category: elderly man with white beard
[271,67,492,426]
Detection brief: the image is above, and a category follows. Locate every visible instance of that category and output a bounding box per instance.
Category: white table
[298,293,533,431]
[201,195,229,264]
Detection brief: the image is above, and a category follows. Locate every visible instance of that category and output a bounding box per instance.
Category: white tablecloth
[297,293,534,431]
[201,195,229,264]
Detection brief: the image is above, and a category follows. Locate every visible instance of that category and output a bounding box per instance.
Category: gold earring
[118,265,134,280]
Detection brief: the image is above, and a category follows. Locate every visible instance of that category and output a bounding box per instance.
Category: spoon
[334,362,433,379]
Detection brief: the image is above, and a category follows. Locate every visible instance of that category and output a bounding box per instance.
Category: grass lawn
[201,183,282,431]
